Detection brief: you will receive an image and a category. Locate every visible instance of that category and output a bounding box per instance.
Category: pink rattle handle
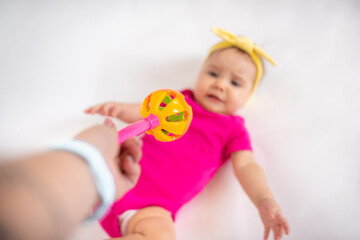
[117,114,160,144]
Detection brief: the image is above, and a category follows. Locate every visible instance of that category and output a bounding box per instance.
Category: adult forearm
[234,162,274,207]
[0,151,98,240]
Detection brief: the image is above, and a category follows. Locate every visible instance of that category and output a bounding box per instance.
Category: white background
[0,1,359,239]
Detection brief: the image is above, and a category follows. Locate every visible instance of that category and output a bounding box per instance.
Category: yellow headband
[209,27,276,94]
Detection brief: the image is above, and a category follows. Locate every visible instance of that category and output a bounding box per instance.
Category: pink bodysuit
[101,90,252,237]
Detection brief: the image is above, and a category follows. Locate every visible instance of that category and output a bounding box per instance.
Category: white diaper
[118,209,138,235]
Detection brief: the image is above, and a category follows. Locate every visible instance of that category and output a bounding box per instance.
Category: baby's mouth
[206,94,223,103]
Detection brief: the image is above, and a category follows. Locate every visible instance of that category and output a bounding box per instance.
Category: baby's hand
[85,102,123,118]
[258,198,289,240]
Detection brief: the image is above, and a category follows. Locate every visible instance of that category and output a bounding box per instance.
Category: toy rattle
[117,89,193,143]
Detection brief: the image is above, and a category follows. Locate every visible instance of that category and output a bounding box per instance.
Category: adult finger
[104,117,117,131]
[121,138,143,163]
[121,155,141,186]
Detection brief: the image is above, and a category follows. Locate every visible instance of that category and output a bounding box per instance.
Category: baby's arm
[231,151,289,240]
[85,102,142,123]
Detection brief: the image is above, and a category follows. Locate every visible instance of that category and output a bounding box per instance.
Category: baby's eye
[231,80,241,87]
[208,71,218,77]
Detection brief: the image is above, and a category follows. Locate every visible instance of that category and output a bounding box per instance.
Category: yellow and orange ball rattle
[117,89,193,143]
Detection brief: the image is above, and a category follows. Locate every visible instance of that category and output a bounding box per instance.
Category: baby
[85,27,289,240]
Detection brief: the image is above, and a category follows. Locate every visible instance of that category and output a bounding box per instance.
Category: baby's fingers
[101,103,116,116]
[279,216,290,235]
[264,227,270,240]
[109,106,122,118]
[274,215,289,239]
[84,104,104,114]
[274,224,283,240]
[84,105,98,114]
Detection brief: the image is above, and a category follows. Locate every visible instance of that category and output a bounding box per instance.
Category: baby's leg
[118,206,176,240]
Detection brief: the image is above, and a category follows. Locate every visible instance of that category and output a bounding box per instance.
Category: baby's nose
[212,78,226,91]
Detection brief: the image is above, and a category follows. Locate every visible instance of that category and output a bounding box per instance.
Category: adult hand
[75,118,142,199]
[0,118,143,240]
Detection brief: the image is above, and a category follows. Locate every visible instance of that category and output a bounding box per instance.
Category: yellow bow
[209,27,276,94]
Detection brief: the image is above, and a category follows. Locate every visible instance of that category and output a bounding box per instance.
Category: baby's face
[194,48,256,115]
